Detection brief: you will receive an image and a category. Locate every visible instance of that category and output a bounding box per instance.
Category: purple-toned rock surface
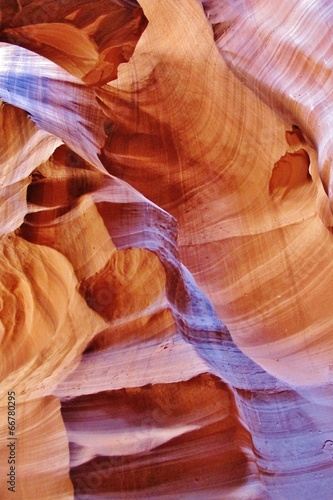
[0,0,333,498]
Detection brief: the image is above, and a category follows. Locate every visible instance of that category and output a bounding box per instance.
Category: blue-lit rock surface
[0,0,333,498]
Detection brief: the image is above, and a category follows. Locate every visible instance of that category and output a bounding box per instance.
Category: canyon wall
[0,0,333,498]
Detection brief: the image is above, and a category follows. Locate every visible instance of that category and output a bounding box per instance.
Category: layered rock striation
[0,0,333,498]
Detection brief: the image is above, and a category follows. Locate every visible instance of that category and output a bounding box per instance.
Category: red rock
[0,0,333,498]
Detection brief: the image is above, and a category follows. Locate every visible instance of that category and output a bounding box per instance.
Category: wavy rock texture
[0,0,333,498]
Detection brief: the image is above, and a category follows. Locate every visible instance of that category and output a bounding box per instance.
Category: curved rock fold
[0,0,333,498]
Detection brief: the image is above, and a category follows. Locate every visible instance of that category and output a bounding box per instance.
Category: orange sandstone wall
[0,0,333,498]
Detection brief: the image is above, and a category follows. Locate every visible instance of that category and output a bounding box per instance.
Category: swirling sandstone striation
[0,0,147,85]
[0,0,333,499]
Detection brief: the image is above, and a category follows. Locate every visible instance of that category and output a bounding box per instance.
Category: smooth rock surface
[0,0,333,498]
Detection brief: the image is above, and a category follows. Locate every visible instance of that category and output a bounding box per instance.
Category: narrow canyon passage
[0,0,333,498]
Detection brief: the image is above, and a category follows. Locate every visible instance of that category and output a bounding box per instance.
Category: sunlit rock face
[0,0,333,498]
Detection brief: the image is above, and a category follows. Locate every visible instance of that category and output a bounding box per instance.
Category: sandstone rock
[0,0,333,498]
